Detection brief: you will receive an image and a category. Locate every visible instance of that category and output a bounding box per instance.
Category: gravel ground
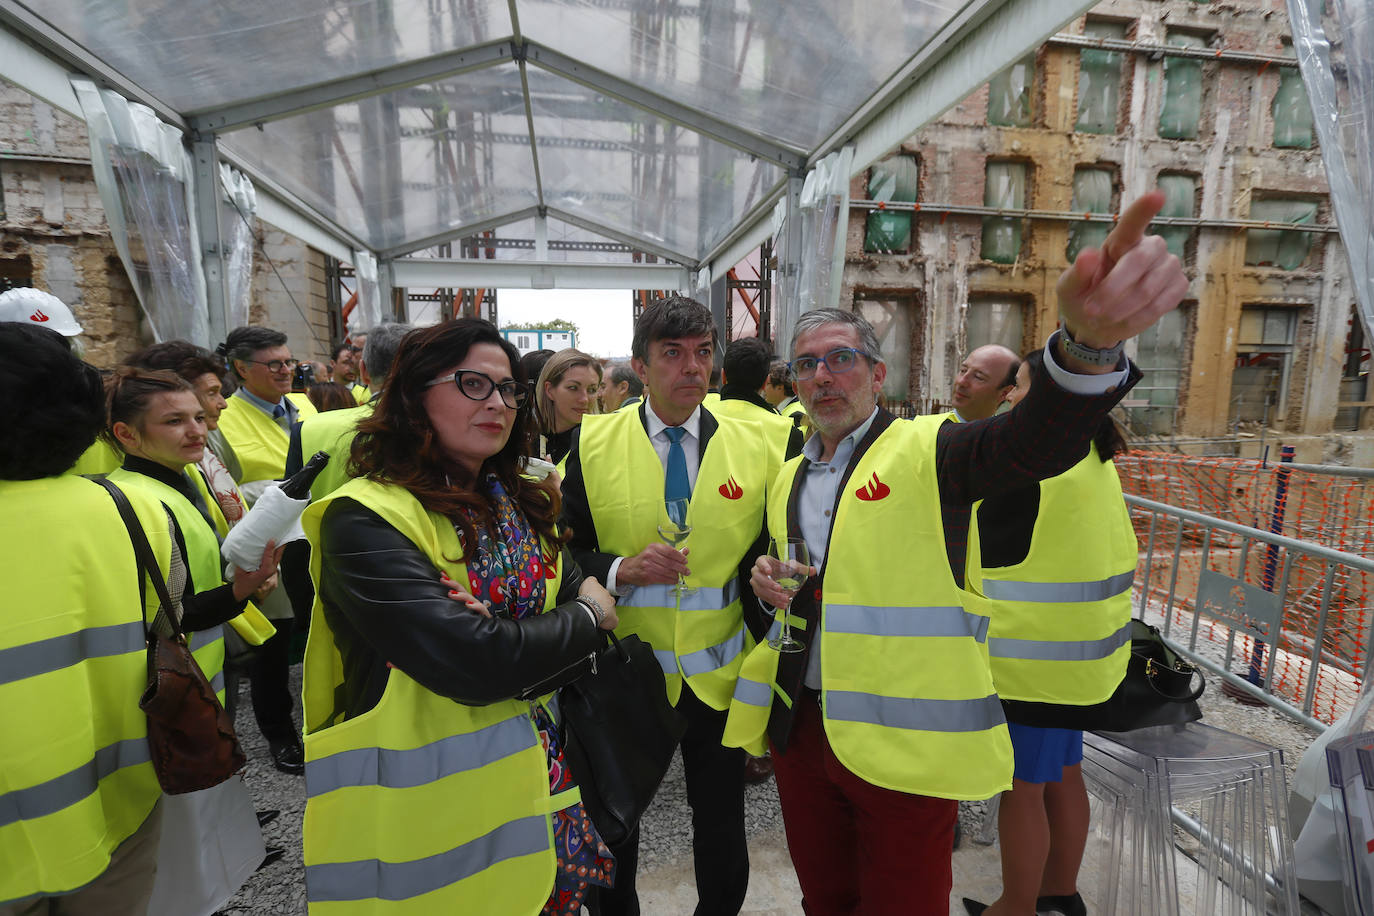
[218,598,1330,914]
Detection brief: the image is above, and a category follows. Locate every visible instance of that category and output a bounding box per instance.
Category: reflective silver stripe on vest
[190,625,224,655]
[306,813,549,903]
[826,604,990,643]
[618,579,741,612]
[679,628,746,678]
[0,620,145,687]
[654,648,679,676]
[982,570,1134,603]
[209,669,225,694]
[306,714,533,798]
[826,691,1004,733]
[0,736,151,829]
[732,676,771,708]
[989,620,1134,662]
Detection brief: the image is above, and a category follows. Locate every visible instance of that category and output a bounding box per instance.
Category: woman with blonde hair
[534,348,602,463]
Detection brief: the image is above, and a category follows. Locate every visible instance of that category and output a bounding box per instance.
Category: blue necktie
[663,427,691,503]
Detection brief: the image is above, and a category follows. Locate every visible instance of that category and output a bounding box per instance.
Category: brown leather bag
[98,478,246,794]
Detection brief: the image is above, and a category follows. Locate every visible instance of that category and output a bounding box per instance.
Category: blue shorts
[1007,723,1084,784]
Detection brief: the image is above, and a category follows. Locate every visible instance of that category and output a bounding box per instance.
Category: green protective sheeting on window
[1131,307,1187,434]
[865,156,919,253]
[981,162,1025,263]
[988,55,1034,127]
[1076,22,1125,134]
[1159,33,1205,139]
[1066,168,1112,262]
[1154,174,1196,259]
[1245,199,1318,269]
[1272,67,1315,149]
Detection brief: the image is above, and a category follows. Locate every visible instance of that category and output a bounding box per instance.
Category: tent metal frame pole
[191,136,229,347]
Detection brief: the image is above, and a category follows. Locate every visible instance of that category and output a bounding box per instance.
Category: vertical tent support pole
[192,135,228,347]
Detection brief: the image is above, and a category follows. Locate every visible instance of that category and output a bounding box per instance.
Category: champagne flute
[658,497,696,598]
[767,537,809,653]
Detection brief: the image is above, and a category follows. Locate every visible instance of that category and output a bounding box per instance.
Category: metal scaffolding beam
[391,257,689,291]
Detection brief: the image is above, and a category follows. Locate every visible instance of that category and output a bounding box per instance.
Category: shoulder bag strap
[94,477,184,640]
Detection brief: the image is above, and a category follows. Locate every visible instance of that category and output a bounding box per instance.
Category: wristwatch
[1059,325,1125,367]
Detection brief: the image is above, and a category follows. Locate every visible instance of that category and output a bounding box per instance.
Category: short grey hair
[789,309,885,366]
[362,322,411,386]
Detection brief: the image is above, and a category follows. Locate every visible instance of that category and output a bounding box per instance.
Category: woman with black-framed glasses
[299,318,621,914]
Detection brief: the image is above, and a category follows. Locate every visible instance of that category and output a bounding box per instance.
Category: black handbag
[558,631,687,846]
[1003,619,1204,732]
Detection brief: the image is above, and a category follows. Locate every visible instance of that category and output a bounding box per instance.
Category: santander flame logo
[854,472,890,501]
[30,308,50,323]
[718,476,743,500]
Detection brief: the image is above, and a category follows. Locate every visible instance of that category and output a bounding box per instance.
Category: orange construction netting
[1116,450,1373,725]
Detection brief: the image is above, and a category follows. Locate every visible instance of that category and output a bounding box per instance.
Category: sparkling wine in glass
[768,537,809,653]
[659,498,696,598]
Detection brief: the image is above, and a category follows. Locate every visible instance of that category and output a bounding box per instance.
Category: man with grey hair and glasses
[730,191,1187,913]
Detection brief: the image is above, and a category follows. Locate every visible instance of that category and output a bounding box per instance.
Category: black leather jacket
[318,498,603,722]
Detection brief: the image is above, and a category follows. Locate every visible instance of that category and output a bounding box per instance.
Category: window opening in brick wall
[1337,309,1371,430]
[1154,173,1198,261]
[864,155,919,254]
[0,256,34,294]
[1245,198,1318,268]
[981,161,1026,263]
[1125,304,1190,435]
[1273,65,1315,149]
[1159,32,1206,139]
[853,291,918,405]
[1076,21,1127,134]
[988,54,1035,127]
[966,296,1026,354]
[0,165,6,222]
[1231,305,1299,427]
[1066,167,1114,263]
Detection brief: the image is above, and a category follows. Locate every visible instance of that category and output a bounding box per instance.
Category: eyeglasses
[346,344,364,353]
[243,357,298,373]
[788,347,866,380]
[426,369,530,409]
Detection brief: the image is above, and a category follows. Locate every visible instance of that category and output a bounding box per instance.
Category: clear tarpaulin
[72,78,209,345]
[1289,0,1374,342]
[219,163,256,333]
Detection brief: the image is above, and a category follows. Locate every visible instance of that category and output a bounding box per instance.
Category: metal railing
[1128,493,1374,733]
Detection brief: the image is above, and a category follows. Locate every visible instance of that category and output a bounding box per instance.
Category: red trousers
[771,697,957,916]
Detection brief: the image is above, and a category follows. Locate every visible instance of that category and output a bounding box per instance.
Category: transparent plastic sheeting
[219,64,539,255]
[72,78,209,346]
[767,148,852,351]
[219,164,256,333]
[1288,0,1374,344]
[33,0,955,152]
[351,251,382,335]
[524,66,781,261]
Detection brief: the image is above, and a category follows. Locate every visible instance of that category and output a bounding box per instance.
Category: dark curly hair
[348,319,565,554]
[0,322,106,479]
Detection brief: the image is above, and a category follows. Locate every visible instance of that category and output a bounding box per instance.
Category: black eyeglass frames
[425,369,530,409]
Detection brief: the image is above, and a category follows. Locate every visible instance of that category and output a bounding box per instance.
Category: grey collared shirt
[234,387,297,430]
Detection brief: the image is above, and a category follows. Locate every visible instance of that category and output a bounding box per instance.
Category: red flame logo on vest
[541,547,559,579]
[30,309,50,323]
[718,476,743,500]
[855,472,890,501]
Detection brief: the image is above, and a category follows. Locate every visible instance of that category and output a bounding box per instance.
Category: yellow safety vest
[578,407,770,710]
[780,398,810,435]
[349,383,371,405]
[0,476,167,901]
[709,397,793,495]
[67,437,122,477]
[109,467,240,704]
[980,446,1136,706]
[726,416,1012,800]
[298,403,372,500]
[300,477,573,915]
[217,392,317,485]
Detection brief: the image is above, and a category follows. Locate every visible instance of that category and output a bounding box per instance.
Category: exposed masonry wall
[0,79,333,368]
[842,0,1367,444]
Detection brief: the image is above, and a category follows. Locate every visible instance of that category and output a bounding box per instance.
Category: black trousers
[248,617,299,745]
[590,686,749,916]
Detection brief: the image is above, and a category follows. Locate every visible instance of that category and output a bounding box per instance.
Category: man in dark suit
[560,296,769,916]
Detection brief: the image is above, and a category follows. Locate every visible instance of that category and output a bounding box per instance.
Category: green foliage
[501,318,580,338]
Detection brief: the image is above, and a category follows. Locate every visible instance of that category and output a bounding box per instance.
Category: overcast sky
[497,289,637,359]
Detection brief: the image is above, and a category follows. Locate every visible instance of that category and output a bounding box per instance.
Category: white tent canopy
[0,0,1096,341]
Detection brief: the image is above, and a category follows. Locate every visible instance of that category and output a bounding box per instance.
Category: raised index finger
[1101,190,1167,267]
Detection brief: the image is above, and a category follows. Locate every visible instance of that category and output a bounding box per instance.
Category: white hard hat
[0,288,83,336]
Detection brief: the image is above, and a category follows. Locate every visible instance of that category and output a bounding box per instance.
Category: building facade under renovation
[843,0,1373,457]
